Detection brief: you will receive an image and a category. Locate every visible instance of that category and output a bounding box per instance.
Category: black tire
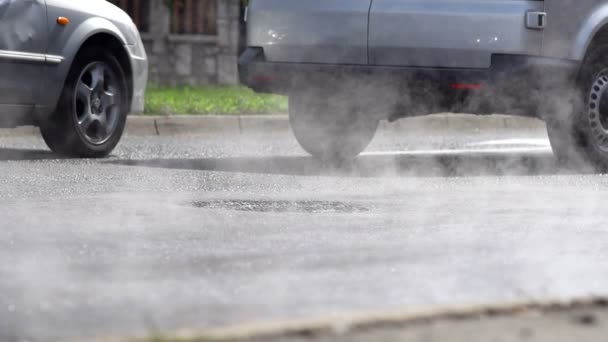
[546,45,608,172]
[289,94,379,161]
[40,47,129,158]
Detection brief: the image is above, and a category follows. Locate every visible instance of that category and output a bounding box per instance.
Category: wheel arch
[575,4,608,62]
[72,33,134,106]
[39,19,133,120]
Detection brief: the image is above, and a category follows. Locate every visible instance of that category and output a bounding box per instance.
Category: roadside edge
[0,114,547,138]
[80,297,608,342]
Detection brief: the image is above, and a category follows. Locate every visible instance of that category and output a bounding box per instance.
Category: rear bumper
[239,48,580,117]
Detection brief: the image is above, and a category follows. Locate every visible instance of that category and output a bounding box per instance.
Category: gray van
[240,0,608,170]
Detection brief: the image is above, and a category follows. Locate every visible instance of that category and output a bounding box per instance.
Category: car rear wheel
[40,47,129,158]
[289,94,378,161]
[546,45,608,172]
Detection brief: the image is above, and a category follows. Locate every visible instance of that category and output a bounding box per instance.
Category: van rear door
[368,0,545,69]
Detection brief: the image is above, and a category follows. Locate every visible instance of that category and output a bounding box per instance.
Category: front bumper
[127,43,148,114]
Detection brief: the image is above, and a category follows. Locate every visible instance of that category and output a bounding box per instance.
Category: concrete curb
[0,114,547,138]
[129,114,546,137]
[126,115,294,136]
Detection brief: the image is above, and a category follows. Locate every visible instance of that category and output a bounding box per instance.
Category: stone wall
[140,0,241,86]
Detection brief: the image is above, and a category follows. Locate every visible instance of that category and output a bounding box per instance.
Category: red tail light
[451,83,482,90]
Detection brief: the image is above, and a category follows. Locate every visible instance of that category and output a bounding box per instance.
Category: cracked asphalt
[1,124,608,342]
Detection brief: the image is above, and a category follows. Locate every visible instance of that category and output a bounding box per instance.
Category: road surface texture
[1,122,608,341]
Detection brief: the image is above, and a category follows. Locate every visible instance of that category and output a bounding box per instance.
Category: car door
[0,0,47,105]
[247,0,371,64]
[368,0,545,69]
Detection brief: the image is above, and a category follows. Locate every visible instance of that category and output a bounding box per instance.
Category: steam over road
[1,126,607,341]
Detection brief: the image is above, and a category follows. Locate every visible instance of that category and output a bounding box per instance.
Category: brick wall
[115,0,241,86]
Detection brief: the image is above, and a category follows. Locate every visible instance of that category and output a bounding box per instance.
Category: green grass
[144,86,288,115]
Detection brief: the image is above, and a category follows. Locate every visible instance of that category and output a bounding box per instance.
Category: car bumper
[127,44,148,114]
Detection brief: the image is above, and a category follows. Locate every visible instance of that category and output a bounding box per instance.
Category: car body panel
[247,0,371,64]
[542,0,608,61]
[369,0,545,69]
[246,0,548,69]
[0,0,48,104]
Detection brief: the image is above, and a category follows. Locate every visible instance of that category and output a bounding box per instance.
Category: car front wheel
[40,47,129,158]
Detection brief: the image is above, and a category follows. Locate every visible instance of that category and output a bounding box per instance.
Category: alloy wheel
[73,62,121,145]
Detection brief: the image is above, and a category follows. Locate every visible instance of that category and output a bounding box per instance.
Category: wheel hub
[74,61,121,145]
[91,94,102,113]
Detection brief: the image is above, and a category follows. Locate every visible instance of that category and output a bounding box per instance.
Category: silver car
[241,0,608,170]
[0,0,147,157]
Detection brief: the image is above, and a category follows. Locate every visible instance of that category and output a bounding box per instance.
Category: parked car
[240,0,608,170]
[0,0,147,157]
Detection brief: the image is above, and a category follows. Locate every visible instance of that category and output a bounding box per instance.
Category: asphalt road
[1,125,608,341]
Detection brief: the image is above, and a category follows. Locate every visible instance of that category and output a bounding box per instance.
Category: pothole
[191,200,370,214]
